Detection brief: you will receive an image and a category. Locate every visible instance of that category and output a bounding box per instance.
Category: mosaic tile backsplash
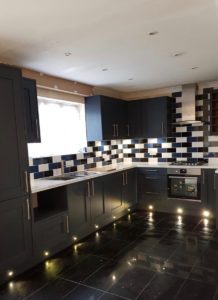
[29,87,218,180]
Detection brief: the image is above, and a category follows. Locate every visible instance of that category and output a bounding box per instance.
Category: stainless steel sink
[45,170,100,181]
[46,175,77,181]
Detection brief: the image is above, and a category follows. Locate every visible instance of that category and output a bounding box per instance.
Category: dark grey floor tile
[137,273,184,300]
[108,267,155,299]
[0,268,52,300]
[175,279,216,300]
[146,238,181,260]
[26,278,77,300]
[190,266,218,286]
[100,292,130,299]
[64,285,103,299]
[93,239,130,258]
[162,260,192,279]
[60,255,108,282]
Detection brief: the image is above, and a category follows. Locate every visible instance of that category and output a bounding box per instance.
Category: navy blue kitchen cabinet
[201,169,216,215]
[85,95,128,141]
[0,64,32,284]
[137,168,168,212]
[122,169,137,210]
[0,197,32,284]
[128,96,172,138]
[31,187,71,259]
[23,77,41,143]
[104,169,137,220]
[104,172,124,219]
[67,181,92,240]
[67,178,105,240]
[0,65,29,202]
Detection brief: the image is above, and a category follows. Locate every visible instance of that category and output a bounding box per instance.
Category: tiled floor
[1,211,218,299]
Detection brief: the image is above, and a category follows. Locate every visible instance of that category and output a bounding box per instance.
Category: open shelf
[32,186,68,222]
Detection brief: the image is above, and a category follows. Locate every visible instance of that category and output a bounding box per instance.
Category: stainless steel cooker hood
[175,84,202,125]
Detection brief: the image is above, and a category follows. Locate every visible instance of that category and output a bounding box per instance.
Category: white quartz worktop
[31,162,218,194]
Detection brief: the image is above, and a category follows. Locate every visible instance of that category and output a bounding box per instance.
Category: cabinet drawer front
[33,214,69,255]
[138,168,167,176]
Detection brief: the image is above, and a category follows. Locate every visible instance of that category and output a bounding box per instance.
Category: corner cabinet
[128,96,172,138]
[23,77,41,143]
[85,95,128,141]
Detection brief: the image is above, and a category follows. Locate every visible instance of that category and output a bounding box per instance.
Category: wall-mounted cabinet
[209,90,218,135]
[85,95,172,141]
[85,95,128,141]
[23,77,41,143]
[128,96,172,139]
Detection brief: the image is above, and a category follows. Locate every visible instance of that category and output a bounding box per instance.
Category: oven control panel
[167,168,201,176]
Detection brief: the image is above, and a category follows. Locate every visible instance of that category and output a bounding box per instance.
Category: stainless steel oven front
[167,168,201,202]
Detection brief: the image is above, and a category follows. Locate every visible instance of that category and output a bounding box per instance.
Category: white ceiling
[0,0,218,92]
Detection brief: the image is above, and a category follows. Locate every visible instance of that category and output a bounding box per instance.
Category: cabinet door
[101,96,118,140]
[104,173,124,218]
[33,213,69,257]
[122,169,137,209]
[23,77,41,143]
[67,181,91,238]
[201,169,216,214]
[142,97,168,138]
[137,169,167,211]
[90,178,105,226]
[116,100,128,139]
[127,101,143,138]
[0,65,28,202]
[0,197,31,277]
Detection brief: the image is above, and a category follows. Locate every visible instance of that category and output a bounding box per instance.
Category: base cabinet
[201,169,216,216]
[122,169,137,210]
[0,197,32,283]
[32,213,70,259]
[137,168,168,212]
[67,178,105,240]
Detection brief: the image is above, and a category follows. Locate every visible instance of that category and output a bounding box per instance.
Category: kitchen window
[28,97,87,157]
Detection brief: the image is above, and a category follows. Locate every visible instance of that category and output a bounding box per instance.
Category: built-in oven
[167,168,201,202]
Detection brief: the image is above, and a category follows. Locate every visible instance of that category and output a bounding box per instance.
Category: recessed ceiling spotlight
[172,51,184,57]
[191,67,199,70]
[149,31,159,36]
[128,78,134,81]
[102,68,108,72]
[65,52,72,56]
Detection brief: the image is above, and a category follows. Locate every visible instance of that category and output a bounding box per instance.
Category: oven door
[168,175,201,201]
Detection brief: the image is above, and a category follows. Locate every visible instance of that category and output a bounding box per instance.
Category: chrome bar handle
[122,173,125,186]
[24,171,29,193]
[26,198,30,220]
[92,181,95,196]
[113,124,116,137]
[66,215,70,233]
[87,181,90,197]
[36,119,39,139]
[202,171,205,185]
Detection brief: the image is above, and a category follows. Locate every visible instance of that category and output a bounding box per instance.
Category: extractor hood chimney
[175,84,202,125]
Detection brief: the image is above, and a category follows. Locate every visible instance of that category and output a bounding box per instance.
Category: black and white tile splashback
[29,140,124,180]
[29,88,218,180]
